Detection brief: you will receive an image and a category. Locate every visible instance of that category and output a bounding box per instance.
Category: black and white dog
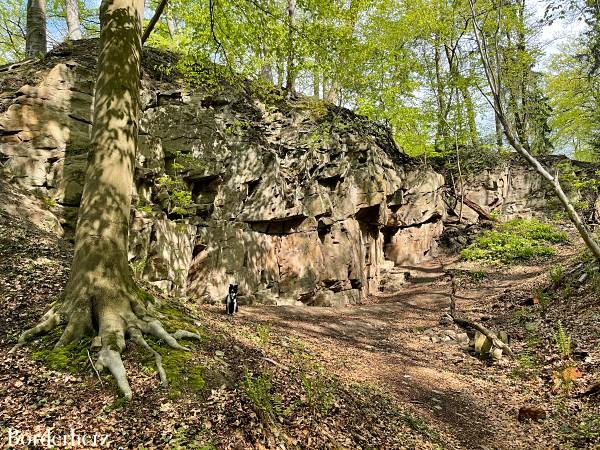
[225,283,239,315]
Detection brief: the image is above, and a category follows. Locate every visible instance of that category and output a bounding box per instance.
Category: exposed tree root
[9,308,62,353]
[10,291,201,400]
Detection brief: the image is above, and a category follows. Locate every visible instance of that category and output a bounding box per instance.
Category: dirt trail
[238,257,554,450]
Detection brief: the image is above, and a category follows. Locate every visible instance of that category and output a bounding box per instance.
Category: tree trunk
[444,43,479,149]
[495,113,503,146]
[285,0,296,91]
[312,68,320,98]
[26,0,46,57]
[325,79,339,104]
[65,0,82,40]
[165,8,176,39]
[460,85,479,148]
[434,40,449,152]
[260,64,273,83]
[12,0,199,399]
[260,47,273,84]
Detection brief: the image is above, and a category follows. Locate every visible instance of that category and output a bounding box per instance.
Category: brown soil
[237,241,600,450]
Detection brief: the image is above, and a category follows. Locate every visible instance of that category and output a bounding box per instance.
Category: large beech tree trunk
[12,0,199,400]
[65,0,82,40]
[26,0,47,57]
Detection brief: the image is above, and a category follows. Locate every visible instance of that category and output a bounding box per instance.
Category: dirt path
[236,256,559,450]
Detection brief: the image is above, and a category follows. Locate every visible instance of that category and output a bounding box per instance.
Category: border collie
[225,283,238,315]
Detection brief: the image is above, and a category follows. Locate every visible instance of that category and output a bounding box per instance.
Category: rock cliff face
[448,156,600,224]
[0,41,446,306]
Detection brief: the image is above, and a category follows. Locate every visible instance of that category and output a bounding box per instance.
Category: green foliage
[469,270,487,281]
[137,204,154,214]
[550,265,564,285]
[170,190,193,216]
[156,175,193,216]
[162,426,216,450]
[241,369,281,424]
[560,408,600,445]
[554,321,572,357]
[547,42,600,161]
[590,270,600,297]
[301,370,336,414]
[168,150,206,172]
[41,196,58,208]
[555,162,600,193]
[534,289,552,308]
[130,258,147,280]
[256,324,271,348]
[0,0,25,63]
[461,219,567,263]
[510,350,538,380]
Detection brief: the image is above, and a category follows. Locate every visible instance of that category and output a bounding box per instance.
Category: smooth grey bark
[166,14,175,38]
[261,64,274,83]
[12,0,200,400]
[65,0,82,40]
[25,0,46,57]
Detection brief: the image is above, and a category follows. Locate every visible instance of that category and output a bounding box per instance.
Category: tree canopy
[2,0,598,162]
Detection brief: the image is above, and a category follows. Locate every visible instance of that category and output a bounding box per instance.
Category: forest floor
[0,184,599,449]
[238,244,600,449]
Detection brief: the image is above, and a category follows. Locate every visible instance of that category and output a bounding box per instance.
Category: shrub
[242,369,281,423]
[461,219,567,262]
[554,320,572,357]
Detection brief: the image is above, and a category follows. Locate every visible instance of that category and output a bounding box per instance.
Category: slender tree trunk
[444,44,480,148]
[65,0,82,40]
[260,47,273,83]
[260,64,273,83]
[495,113,503,146]
[434,40,449,152]
[469,0,600,263]
[165,7,176,38]
[26,0,46,57]
[285,0,296,91]
[12,0,200,399]
[325,79,339,104]
[493,1,503,147]
[461,85,479,148]
[515,0,530,151]
[312,68,320,98]
[276,57,284,87]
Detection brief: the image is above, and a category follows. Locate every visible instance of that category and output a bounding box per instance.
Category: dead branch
[446,189,496,222]
[142,0,169,44]
[448,274,514,359]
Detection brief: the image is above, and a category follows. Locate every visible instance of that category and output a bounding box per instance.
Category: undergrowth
[461,219,568,262]
[241,369,282,423]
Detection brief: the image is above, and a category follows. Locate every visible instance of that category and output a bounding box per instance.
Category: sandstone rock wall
[0,42,446,306]
[449,157,600,224]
